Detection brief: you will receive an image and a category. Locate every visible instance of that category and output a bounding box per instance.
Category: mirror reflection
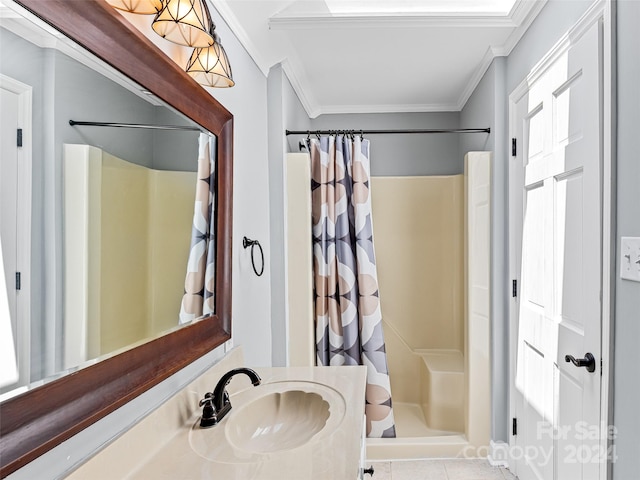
[0,6,214,399]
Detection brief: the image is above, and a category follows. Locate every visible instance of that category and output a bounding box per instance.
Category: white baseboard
[487,440,510,468]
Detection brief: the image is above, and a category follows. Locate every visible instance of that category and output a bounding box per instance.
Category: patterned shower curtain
[179,133,216,324]
[309,135,396,438]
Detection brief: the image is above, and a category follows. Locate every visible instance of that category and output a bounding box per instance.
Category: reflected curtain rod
[69,120,201,132]
[286,128,490,136]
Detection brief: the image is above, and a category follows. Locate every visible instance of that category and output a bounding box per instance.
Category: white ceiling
[212,0,547,117]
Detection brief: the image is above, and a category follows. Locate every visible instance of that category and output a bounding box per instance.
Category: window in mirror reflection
[0,17,217,399]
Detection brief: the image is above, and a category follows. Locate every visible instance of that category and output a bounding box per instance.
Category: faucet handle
[199,392,219,428]
[199,392,214,407]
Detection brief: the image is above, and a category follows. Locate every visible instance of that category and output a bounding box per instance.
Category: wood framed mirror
[0,1,233,476]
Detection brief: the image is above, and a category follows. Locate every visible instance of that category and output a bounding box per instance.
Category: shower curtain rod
[69,120,201,132]
[286,128,490,136]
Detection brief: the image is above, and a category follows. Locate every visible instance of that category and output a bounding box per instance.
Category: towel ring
[242,236,264,277]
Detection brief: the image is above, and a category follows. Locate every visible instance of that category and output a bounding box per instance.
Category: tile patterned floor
[367,459,518,480]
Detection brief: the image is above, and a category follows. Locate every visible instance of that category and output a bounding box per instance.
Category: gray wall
[460,56,509,443]
[152,107,200,172]
[267,64,287,367]
[309,112,462,176]
[613,2,640,478]
[460,60,500,157]
[267,63,311,367]
[283,69,312,155]
[207,3,274,369]
[53,50,198,171]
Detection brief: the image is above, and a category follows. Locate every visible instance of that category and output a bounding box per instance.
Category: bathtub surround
[309,135,396,438]
[286,148,492,456]
[179,133,217,324]
[372,175,465,435]
[363,152,491,458]
[285,153,315,367]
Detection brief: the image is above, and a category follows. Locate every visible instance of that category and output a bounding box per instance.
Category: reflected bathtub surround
[63,145,197,365]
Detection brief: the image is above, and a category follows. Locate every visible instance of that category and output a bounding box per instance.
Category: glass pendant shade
[186,39,234,88]
[152,0,214,47]
[105,0,163,14]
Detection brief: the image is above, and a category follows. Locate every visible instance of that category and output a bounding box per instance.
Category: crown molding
[210,0,271,77]
[457,0,548,110]
[456,46,501,110]
[280,58,320,118]
[495,0,548,56]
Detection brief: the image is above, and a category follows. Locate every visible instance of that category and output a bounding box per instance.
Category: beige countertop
[67,349,367,480]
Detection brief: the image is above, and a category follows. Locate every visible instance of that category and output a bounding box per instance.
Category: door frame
[507,1,615,478]
[0,73,32,393]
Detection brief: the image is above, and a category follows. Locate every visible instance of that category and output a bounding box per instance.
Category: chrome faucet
[199,368,261,428]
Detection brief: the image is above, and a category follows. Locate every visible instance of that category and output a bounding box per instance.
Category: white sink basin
[225,390,330,453]
[189,380,346,463]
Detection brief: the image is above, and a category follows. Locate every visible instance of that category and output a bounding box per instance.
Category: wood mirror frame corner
[0,1,233,476]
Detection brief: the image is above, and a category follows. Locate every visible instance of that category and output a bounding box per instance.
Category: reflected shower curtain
[179,133,216,324]
[309,135,396,438]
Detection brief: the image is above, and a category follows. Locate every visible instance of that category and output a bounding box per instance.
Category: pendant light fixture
[106,0,233,87]
[105,0,163,14]
[152,0,214,47]
[186,32,234,88]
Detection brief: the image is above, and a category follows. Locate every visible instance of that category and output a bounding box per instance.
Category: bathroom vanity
[65,348,368,480]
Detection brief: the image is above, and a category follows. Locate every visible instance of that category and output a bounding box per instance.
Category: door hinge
[512,279,518,298]
[15,272,21,290]
[17,128,23,147]
[512,418,518,436]
[511,138,517,157]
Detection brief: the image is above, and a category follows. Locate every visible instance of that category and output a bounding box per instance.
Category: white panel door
[510,21,602,480]
[0,75,31,393]
[0,87,19,328]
